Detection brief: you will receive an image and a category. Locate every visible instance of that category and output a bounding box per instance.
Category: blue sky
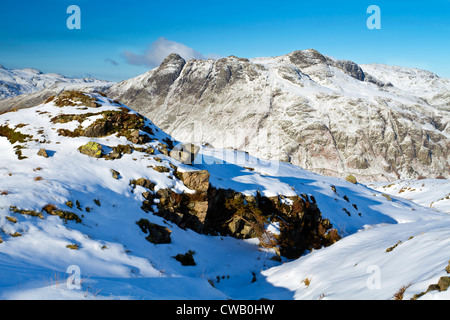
[0,0,449,81]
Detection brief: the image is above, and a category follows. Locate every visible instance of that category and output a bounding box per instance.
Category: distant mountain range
[0,64,112,100]
[0,65,113,115]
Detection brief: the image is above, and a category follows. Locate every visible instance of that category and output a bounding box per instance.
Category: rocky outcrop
[205,188,339,258]
[134,169,339,259]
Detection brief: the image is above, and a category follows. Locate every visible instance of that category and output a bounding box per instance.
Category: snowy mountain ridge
[0,65,113,100]
[107,50,450,182]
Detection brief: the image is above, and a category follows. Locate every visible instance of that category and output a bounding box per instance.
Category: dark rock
[136,219,171,244]
[174,250,196,266]
[335,60,365,81]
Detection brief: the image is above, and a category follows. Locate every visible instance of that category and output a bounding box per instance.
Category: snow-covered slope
[0,65,112,100]
[369,179,450,214]
[107,50,450,182]
[0,90,449,300]
[361,63,450,110]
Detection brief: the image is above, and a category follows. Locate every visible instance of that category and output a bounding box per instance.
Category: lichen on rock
[78,141,103,158]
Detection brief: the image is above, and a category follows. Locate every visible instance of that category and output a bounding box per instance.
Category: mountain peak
[161,53,186,66]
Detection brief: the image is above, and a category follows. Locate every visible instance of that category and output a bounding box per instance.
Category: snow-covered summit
[0,65,112,100]
[107,49,450,182]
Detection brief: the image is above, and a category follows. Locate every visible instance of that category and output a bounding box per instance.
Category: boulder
[136,219,171,244]
[37,148,49,158]
[78,141,103,158]
[345,175,357,184]
[438,276,450,292]
[177,170,210,193]
[110,169,120,179]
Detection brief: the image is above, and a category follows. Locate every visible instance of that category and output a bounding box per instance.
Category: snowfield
[0,92,449,300]
[369,179,450,214]
[0,65,112,100]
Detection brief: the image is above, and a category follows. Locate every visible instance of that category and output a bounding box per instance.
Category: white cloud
[123,37,207,67]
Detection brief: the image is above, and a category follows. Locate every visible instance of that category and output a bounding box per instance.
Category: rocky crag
[107,50,450,182]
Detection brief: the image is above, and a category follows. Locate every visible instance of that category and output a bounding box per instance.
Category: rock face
[107,50,450,182]
[135,168,339,259]
[136,219,172,244]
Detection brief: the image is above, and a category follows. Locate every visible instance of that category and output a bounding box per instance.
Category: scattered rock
[6,216,17,223]
[37,148,49,158]
[51,91,101,108]
[151,166,171,173]
[78,141,103,158]
[174,250,196,266]
[386,240,402,252]
[438,276,450,292]
[345,175,357,184]
[136,219,172,244]
[42,204,82,223]
[130,178,156,191]
[110,169,120,179]
[10,232,22,237]
[412,275,450,300]
[9,206,44,219]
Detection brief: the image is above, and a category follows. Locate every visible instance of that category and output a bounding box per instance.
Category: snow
[0,93,449,300]
[0,66,113,100]
[263,217,450,300]
[368,179,450,214]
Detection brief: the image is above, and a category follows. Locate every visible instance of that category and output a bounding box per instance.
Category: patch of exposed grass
[10,232,22,237]
[9,206,44,219]
[51,91,101,108]
[0,125,31,144]
[302,277,311,287]
[42,204,82,223]
[393,283,412,300]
